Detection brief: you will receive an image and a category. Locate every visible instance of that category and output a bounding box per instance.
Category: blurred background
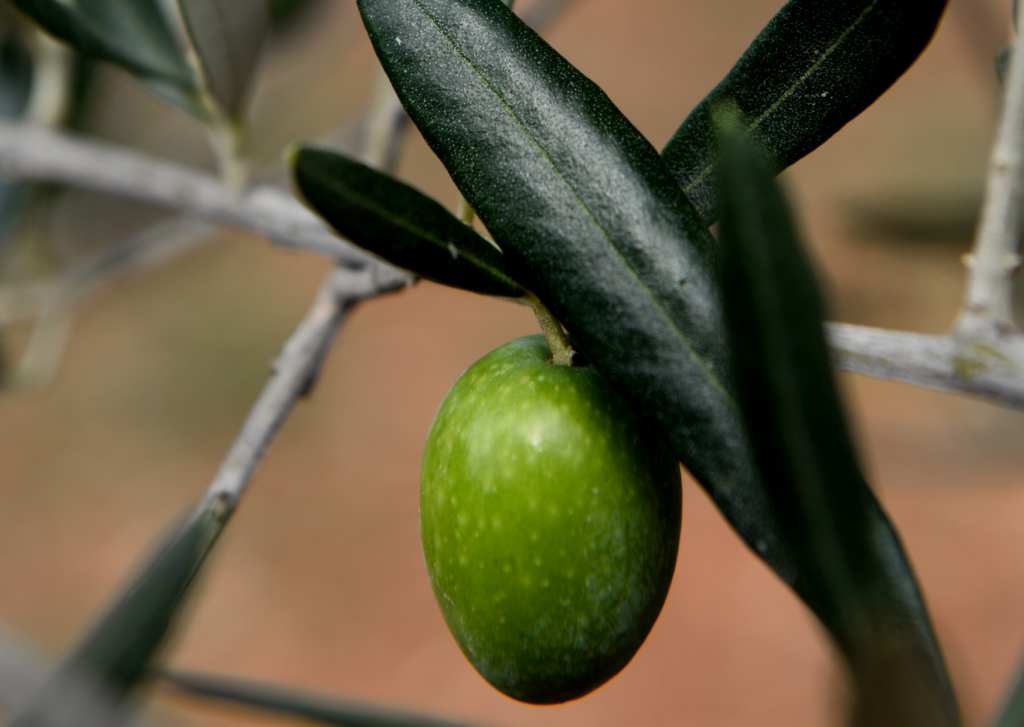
[1,0,1023,725]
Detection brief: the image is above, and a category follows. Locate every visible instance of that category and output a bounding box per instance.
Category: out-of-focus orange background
[1,0,1023,725]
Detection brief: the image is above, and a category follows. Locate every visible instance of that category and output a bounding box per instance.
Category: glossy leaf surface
[178,0,268,118]
[717,127,958,727]
[11,501,228,727]
[163,671,488,727]
[293,146,525,298]
[8,0,193,89]
[292,148,524,298]
[662,0,949,224]
[357,0,798,584]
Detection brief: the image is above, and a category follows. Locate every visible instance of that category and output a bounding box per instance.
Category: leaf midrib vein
[308,164,523,293]
[406,0,734,405]
[683,0,880,195]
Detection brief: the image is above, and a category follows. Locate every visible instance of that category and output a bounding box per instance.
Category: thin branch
[202,264,408,511]
[0,219,215,324]
[2,66,1024,413]
[202,79,413,512]
[954,8,1024,338]
[827,322,1024,408]
[0,220,221,390]
[0,123,376,266]
[362,70,409,174]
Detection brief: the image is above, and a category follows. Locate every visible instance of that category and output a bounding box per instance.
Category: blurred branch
[827,322,1024,408]
[0,295,71,390]
[24,31,73,128]
[955,6,1024,338]
[202,263,407,512]
[0,218,214,324]
[0,122,376,265]
[822,3,1024,410]
[0,219,216,390]
[362,70,408,176]
[202,76,412,512]
[0,623,48,715]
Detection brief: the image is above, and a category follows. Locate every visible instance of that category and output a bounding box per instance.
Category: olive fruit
[420,334,682,704]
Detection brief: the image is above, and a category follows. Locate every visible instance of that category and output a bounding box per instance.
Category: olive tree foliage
[0,0,1021,725]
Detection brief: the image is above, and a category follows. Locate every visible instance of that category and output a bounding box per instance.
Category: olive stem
[526,294,575,366]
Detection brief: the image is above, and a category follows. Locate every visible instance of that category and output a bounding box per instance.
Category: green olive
[420,334,682,704]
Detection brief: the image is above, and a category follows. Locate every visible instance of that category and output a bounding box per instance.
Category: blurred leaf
[0,29,32,261]
[717,118,958,727]
[292,146,526,298]
[0,335,8,389]
[997,45,1013,87]
[163,671,492,727]
[357,0,801,585]
[0,29,30,118]
[8,0,192,86]
[989,650,1024,727]
[268,0,319,26]
[10,500,229,727]
[662,0,948,224]
[843,188,981,245]
[178,0,268,119]
[6,0,201,116]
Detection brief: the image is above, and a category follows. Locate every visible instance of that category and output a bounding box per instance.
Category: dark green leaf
[662,0,948,224]
[7,0,195,93]
[988,652,1024,727]
[0,29,32,261]
[0,29,31,119]
[357,0,799,586]
[162,671,491,727]
[10,499,229,727]
[178,0,268,118]
[292,146,526,298]
[268,0,320,26]
[717,121,958,727]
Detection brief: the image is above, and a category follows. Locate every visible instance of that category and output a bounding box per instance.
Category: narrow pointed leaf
[178,0,268,118]
[662,0,948,224]
[717,126,958,727]
[292,146,526,298]
[7,0,194,89]
[357,0,799,585]
[163,671,490,727]
[11,499,229,727]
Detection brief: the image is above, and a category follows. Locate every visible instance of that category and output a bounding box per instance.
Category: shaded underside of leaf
[178,0,268,118]
[10,500,229,727]
[717,126,958,727]
[292,146,525,298]
[662,0,949,224]
[357,0,797,583]
[8,0,194,88]
[162,671,490,727]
